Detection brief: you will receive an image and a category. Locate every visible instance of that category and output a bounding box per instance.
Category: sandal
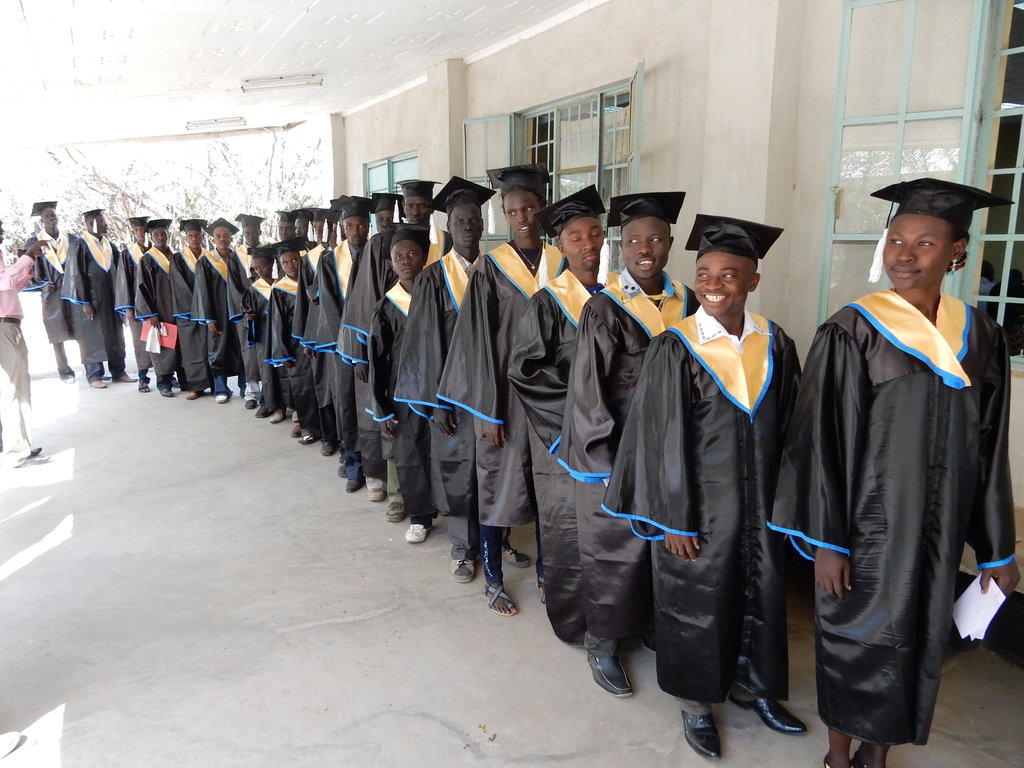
[485,582,518,616]
[138,381,151,393]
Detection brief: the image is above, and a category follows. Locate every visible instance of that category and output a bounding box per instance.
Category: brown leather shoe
[185,391,202,400]
[290,423,302,438]
[112,375,137,383]
[89,380,108,389]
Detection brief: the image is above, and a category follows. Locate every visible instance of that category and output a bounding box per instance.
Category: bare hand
[355,363,369,383]
[24,241,45,259]
[815,549,851,600]
[483,422,506,448]
[150,317,162,332]
[284,360,295,368]
[664,532,700,560]
[125,308,136,323]
[243,311,256,321]
[981,560,1021,597]
[83,304,95,320]
[381,418,398,439]
[304,347,317,359]
[209,321,220,336]
[434,409,457,436]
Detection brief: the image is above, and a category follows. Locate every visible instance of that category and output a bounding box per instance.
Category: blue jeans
[213,372,246,397]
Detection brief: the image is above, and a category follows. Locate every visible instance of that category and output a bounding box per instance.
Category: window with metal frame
[364,153,419,234]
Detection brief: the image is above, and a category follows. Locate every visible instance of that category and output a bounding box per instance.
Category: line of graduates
[18,170,1019,767]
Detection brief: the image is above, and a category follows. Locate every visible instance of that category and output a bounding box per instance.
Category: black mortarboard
[396,179,439,200]
[292,209,312,221]
[128,216,150,228]
[308,207,330,222]
[206,217,239,236]
[180,219,207,233]
[31,201,57,216]
[274,237,307,255]
[235,214,265,227]
[372,192,403,215]
[870,178,1013,235]
[486,164,550,198]
[249,245,277,261]
[276,210,298,223]
[432,176,496,214]
[325,209,341,225]
[329,196,348,211]
[82,208,105,220]
[388,224,431,255]
[684,214,784,261]
[146,218,172,231]
[534,185,605,238]
[338,196,374,220]
[607,192,686,228]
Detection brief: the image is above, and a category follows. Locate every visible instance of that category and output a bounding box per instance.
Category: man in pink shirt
[0,220,48,469]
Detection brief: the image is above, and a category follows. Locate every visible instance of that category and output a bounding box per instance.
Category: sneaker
[502,544,532,568]
[216,394,229,404]
[405,524,428,544]
[386,501,406,523]
[268,409,285,423]
[366,477,386,502]
[451,558,475,583]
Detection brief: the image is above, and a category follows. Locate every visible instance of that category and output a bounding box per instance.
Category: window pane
[366,162,388,194]
[1000,52,1024,107]
[845,1,907,118]
[557,170,597,200]
[602,90,631,166]
[987,173,1017,235]
[827,242,880,317]
[991,114,1022,171]
[908,0,973,112]
[837,122,898,235]
[391,155,418,184]
[996,242,1024,355]
[464,121,488,178]
[486,118,510,169]
[900,117,962,178]
[976,240,1006,310]
[558,97,599,173]
[600,166,631,203]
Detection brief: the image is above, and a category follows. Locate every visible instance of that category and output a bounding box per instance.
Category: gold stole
[543,271,621,327]
[487,242,563,298]
[181,248,200,272]
[385,283,413,317]
[306,244,325,273]
[672,313,773,419]
[128,242,147,265]
[273,276,299,295]
[440,251,470,311]
[40,233,68,273]
[848,290,971,389]
[205,252,230,281]
[146,248,171,273]
[335,242,355,299]
[602,277,688,338]
[252,278,273,300]
[236,245,252,272]
[81,232,113,272]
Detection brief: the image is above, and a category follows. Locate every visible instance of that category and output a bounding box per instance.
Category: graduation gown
[507,270,619,644]
[770,291,1016,746]
[604,312,800,703]
[61,233,126,367]
[394,253,479,518]
[242,278,280,410]
[229,250,261,388]
[317,243,359,452]
[26,234,75,344]
[560,272,696,641]
[170,248,211,392]
[266,276,320,433]
[134,249,181,376]
[191,251,244,378]
[437,241,564,528]
[369,285,432,520]
[115,242,153,372]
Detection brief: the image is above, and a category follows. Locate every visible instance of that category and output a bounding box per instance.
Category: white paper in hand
[145,325,162,354]
[952,574,1006,640]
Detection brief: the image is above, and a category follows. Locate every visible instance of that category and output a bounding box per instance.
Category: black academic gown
[134,249,181,377]
[294,246,335,438]
[394,255,478,518]
[191,252,244,379]
[604,315,800,704]
[369,287,432,520]
[26,235,75,344]
[437,242,564,528]
[316,243,359,452]
[61,233,126,368]
[242,279,280,410]
[267,277,320,434]
[560,274,696,641]
[115,242,153,373]
[507,270,611,644]
[228,251,261,389]
[770,295,1016,746]
[170,249,211,392]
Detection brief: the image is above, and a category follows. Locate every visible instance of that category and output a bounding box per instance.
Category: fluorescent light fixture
[186,116,247,132]
[241,74,323,93]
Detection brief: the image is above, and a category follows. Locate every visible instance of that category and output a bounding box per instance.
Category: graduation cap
[275,210,299,223]
[180,219,208,233]
[870,178,1012,236]
[82,208,105,220]
[146,218,172,231]
[235,214,265,228]
[249,245,277,262]
[396,179,439,200]
[325,209,341,225]
[292,209,312,222]
[607,192,686,228]
[307,207,331,222]
[31,201,57,216]
[388,224,431,255]
[685,214,784,262]
[273,237,307,255]
[338,196,374,221]
[534,185,605,238]
[329,196,349,211]
[486,164,550,198]
[206,217,239,236]
[128,216,150,228]
[372,192,403,215]
[432,176,496,214]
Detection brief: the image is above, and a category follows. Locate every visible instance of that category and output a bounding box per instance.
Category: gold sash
[205,252,230,282]
[81,232,114,272]
[848,290,971,389]
[440,250,471,311]
[427,228,445,266]
[236,246,252,272]
[486,242,563,298]
[180,248,200,272]
[335,242,354,300]
[128,242,147,266]
[146,248,171,273]
[273,276,299,295]
[306,244,324,273]
[543,271,620,327]
[252,278,273,300]
[602,276,688,338]
[671,313,773,419]
[39,232,68,273]
[385,283,413,317]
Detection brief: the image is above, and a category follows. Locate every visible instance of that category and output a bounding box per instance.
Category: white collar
[619,269,675,298]
[694,305,767,351]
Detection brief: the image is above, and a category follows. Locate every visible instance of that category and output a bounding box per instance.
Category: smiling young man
[172,219,213,400]
[134,219,183,397]
[559,191,696,698]
[115,216,153,392]
[604,214,805,759]
[508,185,613,644]
[25,202,77,382]
[771,179,1020,768]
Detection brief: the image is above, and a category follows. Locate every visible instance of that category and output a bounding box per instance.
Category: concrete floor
[2,294,1023,767]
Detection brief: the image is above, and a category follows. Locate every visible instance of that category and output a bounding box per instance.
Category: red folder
[140,319,179,349]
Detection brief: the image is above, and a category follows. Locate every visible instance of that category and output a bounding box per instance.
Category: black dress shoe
[345,476,366,493]
[681,711,721,759]
[587,653,632,697]
[244,399,258,410]
[728,695,806,734]
[320,442,338,457]
[159,388,174,398]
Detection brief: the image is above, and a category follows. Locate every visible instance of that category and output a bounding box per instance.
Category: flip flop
[485,582,518,616]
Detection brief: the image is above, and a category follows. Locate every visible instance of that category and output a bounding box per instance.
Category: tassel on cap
[598,240,610,285]
[429,217,438,245]
[487,198,496,235]
[868,228,887,283]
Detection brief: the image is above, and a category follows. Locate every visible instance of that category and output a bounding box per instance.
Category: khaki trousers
[0,322,32,467]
